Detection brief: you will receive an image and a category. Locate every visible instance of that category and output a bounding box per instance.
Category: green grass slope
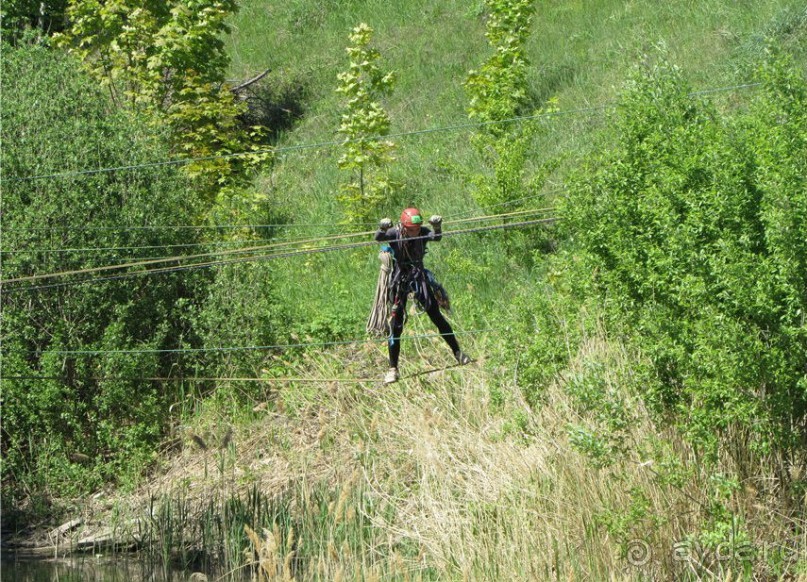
[224,0,807,343]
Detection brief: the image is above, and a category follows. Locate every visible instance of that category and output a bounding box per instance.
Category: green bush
[499,248,597,408]
[563,52,807,459]
[1,43,210,519]
[193,261,284,404]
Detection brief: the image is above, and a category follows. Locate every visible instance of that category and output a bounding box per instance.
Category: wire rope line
[1,238,284,255]
[0,227,374,284]
[2,359,477,382]
[2,375,381,383]
[3,194,560,237]
[2,207,557,256]
[5,216,557,292]
[1,209,556,286]
[443,194,564,220]
[1,81,763,184]
[687,81,761,96]
[2,105,610,183]
[3,220,376,232]
[8,327,496,356]
[13,216,558,292]
[449,206,556,224]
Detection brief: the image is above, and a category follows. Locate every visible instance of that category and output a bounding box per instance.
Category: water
[0,556,217,581]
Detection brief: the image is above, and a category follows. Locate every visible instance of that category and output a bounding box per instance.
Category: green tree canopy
[0,0,69,42]
[54,0,270,203]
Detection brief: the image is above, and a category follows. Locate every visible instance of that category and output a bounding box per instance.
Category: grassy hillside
[5,1,806,579]
[222,0,807,342]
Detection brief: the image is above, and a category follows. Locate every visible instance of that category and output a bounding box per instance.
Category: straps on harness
[366,238,452,338]
[387,262,452,315]
[425,270,451,314]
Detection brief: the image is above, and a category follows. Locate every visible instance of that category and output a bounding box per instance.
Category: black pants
[388,288,460,368]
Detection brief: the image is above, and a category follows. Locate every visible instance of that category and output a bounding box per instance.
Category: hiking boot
[454,350,472,365]
[384,367,400,384]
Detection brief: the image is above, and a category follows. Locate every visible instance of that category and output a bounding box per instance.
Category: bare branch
[231,69,271,93]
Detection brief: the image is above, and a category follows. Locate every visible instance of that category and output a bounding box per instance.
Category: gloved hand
[429,215,442,226]
[379,218,393,231]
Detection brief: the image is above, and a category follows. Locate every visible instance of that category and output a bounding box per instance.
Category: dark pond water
[0,556,218,581]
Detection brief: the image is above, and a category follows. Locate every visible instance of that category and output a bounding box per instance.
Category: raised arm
[375,217,396,241]
[426,215,443,241]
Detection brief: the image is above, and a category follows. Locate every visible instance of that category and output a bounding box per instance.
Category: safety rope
[2,206,555,256]
[1,213,558,290]
[366,249,393,336]
[8,326,495,356]
[2,375,379,383]
[2,359,476,383]
[2,81,762,184]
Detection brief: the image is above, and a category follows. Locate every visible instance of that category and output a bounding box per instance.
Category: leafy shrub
[500,248,597,408]
[194,261,284,402]
[565,361,636,468]
[563,52,807,460]
[1,43,210,518]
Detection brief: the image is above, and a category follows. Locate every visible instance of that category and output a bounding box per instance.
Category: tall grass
[94,312,807,580]
[131,324,804,579]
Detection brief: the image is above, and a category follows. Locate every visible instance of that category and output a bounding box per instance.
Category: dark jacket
[374,225,443,309]
[374,226,442,271]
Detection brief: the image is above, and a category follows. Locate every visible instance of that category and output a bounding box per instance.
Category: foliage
[192,261,284,404]
[499,248,597,408]
[463,0,555,255]
[565,361,636,468]
[594,487,664,554]
[0,0,69,43]
[465,0,535,132]
[0,44,209,518]
[335,22,397,223]
[5,1,807,577]
[563,52,807,460]
[53,0,271,204]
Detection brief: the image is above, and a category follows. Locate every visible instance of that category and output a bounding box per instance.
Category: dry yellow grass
[84,329,806,580]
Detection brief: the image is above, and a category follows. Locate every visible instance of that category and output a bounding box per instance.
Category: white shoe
[384,367,399,384]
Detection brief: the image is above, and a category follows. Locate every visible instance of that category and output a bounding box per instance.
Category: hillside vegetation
[2,0,807,579]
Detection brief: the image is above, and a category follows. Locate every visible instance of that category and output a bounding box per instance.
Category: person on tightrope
[375,207,471,384]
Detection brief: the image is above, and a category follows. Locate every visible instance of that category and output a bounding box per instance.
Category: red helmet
[400,207,423,229]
